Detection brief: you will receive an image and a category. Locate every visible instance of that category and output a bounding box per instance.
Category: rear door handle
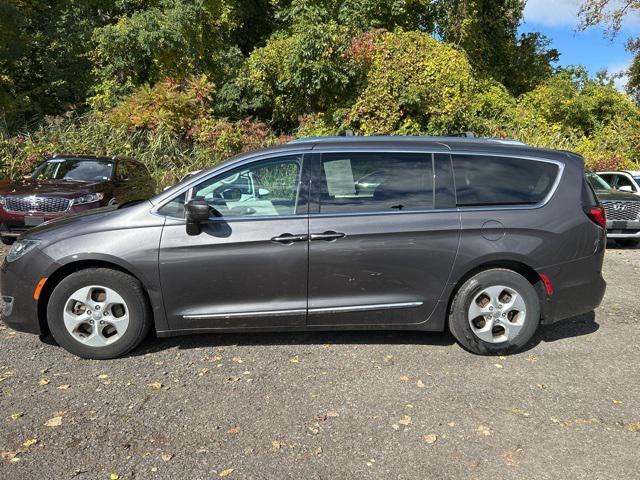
[271,233,309,244]
[310,231,346,241]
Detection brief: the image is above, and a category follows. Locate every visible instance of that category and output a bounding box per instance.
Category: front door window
[192,156,302,217]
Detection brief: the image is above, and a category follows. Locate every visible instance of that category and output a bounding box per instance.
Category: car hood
[23,200,154,245]
[0,178,108,197]
[593,189,640,202]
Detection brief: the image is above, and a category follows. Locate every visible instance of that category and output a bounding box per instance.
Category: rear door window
[317,152,434,214]
[452,155,559,206]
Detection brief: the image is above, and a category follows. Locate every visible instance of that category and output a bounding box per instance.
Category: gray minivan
[0,136,607,359]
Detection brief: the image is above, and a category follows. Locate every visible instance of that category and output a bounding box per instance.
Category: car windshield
[32,158,114,182]
[585,172,611,191]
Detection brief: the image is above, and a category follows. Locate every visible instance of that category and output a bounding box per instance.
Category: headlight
[6,239,41,263]
[0,196,5,206]
[72,193,104,206]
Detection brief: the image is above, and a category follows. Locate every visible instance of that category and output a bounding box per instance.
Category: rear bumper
[538,253,606,324]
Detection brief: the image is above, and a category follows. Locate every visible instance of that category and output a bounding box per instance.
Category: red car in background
[0,155,155,245]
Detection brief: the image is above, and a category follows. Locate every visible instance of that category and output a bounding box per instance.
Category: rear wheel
[614,238,640,248]
[449,269,540,355]
[47,268,151,359]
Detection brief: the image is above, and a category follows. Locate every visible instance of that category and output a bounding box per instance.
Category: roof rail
[288,135,526,146]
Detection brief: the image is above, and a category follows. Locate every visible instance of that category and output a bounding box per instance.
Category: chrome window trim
[153,148,566,219]
[450,151,565,211]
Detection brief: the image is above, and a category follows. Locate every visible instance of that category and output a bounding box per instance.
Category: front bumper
[0,248,57,335]
[606,219,640,238]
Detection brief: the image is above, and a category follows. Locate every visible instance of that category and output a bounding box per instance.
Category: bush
[345,31,475,135]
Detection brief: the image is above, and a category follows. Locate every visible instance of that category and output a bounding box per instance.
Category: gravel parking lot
[1,243,639,479]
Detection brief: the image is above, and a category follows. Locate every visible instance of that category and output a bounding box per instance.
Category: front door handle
[310,231,346,241]
[271,233,309,244]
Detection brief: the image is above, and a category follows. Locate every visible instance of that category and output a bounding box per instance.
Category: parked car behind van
[586,171,640,247]
[597,170,640,197]
[1,137,606,359]
[0,155,155,245]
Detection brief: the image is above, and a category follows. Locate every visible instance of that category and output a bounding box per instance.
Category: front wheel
[449,269,540,355]
[47,268,151,359]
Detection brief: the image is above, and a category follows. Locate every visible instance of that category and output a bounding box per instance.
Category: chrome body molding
[183,302,424,320]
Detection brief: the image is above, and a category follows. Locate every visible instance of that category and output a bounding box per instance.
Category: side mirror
[618,185,634,193]
[185,199,221,235]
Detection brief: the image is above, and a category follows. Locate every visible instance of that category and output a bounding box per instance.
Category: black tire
[1,236,15,246]
[47,268,152,359]
[614,238,640,248]
[448,268,540,355]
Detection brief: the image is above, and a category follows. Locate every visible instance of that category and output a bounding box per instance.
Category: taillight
[585,205,606,229]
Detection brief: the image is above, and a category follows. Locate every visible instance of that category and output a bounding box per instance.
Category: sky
[520,0,640,89]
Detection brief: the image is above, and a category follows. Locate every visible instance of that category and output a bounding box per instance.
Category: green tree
[578,0,640,102]
[433,0,558,95]
[345,31,475,135]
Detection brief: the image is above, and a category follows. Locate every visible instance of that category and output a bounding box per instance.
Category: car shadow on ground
[606,240,639,250]
[115,311,599,357]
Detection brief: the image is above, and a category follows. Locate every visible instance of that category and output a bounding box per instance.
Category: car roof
[288,135,575,162]
[597,170,640,175]
[51,154,134,163]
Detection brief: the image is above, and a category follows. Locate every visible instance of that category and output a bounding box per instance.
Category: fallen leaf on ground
[626,422,640,432]
[494,364,503,369]
[161,453,173,461]
[477,425,492,436]
[219,468,234,477]
[289,356,299,363]
[1,451,19,462]
[57,384,71,390]
[398,415,412,426]
[399,375,409,381]
[227,427,239,434]
[110,474,119,480]
[44,416,62,427]
[97,374,109,380]
[416,380,425,388]
[38,378,50,385]
[147,382,163,390]
[612,399,623,405]
[22,439,38,448]
[511,408,530,417]
[423,434,437,444]
[10,412,23,420]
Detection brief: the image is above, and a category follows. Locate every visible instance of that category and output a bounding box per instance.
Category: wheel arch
[445,259,548,328]
[37,259,156,337]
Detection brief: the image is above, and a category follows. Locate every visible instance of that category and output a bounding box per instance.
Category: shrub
[345,31,475,135]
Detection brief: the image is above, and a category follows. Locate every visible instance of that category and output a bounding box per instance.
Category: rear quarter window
[452,155,559,206]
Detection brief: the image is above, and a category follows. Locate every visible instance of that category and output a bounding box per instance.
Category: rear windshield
[32,158,114,182]
[452,155,559,206]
